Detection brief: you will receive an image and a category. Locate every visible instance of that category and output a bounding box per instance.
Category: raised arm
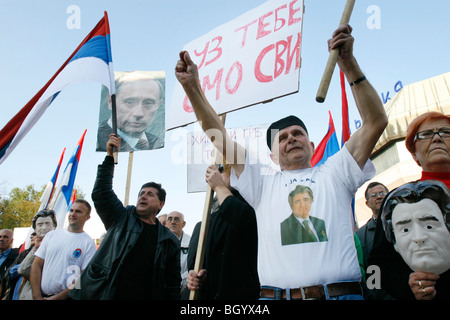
[175,51,246,177]
[30,256,45,300]
[92,134,126,230]
[330,25,388,169]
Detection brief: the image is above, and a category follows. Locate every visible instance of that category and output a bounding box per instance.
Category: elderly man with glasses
[357,182,388,271]
[167,211,190,296]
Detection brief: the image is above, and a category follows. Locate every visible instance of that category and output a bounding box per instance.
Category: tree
[0,184,85,230]
[0,185,44,229]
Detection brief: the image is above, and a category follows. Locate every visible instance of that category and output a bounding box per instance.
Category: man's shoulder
[145,131,164,149]
[356,222,370,238]
[280,213,297,226]
[8,248,19,259]
[159,224,180,246]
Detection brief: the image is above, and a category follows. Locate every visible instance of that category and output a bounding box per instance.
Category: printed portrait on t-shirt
[280,185,328,246]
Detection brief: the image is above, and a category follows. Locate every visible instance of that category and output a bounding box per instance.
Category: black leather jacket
[69,156,180,300]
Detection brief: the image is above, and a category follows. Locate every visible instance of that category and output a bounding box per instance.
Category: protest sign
[187,123,271,192]
[168,0,304,130]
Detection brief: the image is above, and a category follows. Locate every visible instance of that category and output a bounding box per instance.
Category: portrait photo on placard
[96,70,165,152]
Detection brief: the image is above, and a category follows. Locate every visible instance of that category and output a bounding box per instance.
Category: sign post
[189,115,226,300]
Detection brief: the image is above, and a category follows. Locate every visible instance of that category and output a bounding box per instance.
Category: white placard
[187,124,272,193]
[168,0,304,130]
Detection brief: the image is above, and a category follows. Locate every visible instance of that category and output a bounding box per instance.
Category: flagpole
[111,93,118,164]
[124,151,134,206]
[315,0,355,103]
[189,114,226,300]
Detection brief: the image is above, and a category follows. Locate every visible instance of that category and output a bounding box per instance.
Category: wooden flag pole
[111,93,119,164]
[315,0,355,103]
[124,151,134,206]
[189,114,226,300]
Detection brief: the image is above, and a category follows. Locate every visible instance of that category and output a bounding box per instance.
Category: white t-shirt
[230,146,375,288]
[35,229,96,296]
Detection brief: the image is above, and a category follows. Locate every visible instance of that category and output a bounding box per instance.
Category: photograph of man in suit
[96,71,165,152]
[281,185,328,246]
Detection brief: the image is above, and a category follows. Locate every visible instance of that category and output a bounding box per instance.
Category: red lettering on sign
[183,95,193,113]
[274,4,287,32]
[203,68,224,101]
[254,32,301,83]
[194,36,223,69]
[256,11,273,40]
[285,33,301,75]
[225,61,243,95]
[234,0,302,48]
[275,40,288,79]
[289,0,302,25]
[235,19,257,48]
[254,44,274,83]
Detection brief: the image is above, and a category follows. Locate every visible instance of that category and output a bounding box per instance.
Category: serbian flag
[311,111,340,167]
[340,70,351,146]
[0,11,115,165]
[49,129,87,228]
[38,147,66,211]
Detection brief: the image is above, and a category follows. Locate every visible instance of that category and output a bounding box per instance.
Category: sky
[0,0,449,238]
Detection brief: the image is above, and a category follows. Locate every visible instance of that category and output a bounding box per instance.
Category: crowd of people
[0,24,449,301]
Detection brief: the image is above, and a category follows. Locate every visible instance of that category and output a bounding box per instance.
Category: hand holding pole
[316,0,355,103]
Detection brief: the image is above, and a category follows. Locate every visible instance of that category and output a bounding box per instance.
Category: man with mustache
[70,134,181,300]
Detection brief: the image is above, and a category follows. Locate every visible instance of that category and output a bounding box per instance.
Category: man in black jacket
[186,164,260,300]
[0,229,19,299]
[69,134,180,300]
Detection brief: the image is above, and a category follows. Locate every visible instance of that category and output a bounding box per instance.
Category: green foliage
[0,185,44,229]
[0,184,85,230]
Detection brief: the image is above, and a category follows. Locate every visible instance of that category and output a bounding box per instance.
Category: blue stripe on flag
[314,132,340,167]
[69,35,109,64]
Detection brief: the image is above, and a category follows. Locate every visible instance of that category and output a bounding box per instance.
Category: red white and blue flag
[38,147,66,211]
[312,70,352,166]
[311,70,356,225]
[0,11,115,165]
[311,111,340,167]
[49,129,87,228]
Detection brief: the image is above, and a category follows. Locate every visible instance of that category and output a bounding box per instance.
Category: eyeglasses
[167,216,182,223]
[369,192,387,199]
[415,128,450,141]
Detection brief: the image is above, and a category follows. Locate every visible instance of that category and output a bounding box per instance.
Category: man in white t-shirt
[30,199,96,300]
[175,24,388,299]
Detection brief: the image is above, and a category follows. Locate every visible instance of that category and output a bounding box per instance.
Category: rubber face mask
[35,216,55,237]
[392,199,450,274]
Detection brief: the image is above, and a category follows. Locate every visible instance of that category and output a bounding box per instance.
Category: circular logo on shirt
[73,248,82,260]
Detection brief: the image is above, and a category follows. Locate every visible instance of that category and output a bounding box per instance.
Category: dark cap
[266,115,308,150]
